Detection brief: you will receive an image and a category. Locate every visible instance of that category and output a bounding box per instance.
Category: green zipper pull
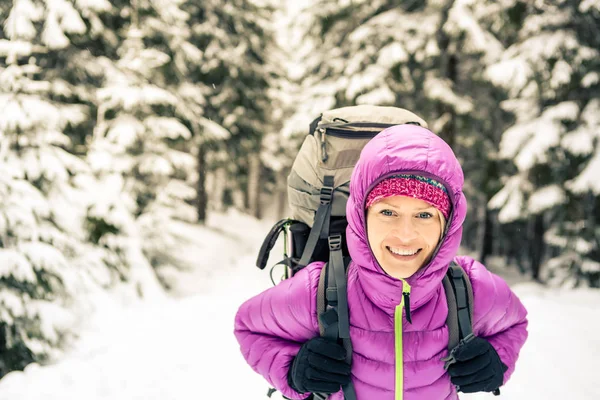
[402,280,412,324]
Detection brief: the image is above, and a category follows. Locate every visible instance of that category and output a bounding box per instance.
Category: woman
[234,124,528,399]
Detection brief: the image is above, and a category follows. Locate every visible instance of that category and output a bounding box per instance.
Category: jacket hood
[346,124,468,312]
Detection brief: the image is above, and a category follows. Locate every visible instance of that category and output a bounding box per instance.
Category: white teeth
[388,247,419,256]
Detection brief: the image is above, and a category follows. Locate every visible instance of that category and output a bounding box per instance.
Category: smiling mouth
[386,246,422,257]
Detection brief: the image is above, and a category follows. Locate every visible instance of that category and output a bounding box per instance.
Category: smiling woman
[366,195,443,279]
[234,124,528,400]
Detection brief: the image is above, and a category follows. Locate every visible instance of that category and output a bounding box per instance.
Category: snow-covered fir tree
[88,0,215,285]
[185,0,279,216]
[0,0,144,376]
[488,0,600,287]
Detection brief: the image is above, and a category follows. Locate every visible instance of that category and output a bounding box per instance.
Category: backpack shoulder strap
[298,175,335,268]
[316,254,351,337]
[317,262,328,336]
[315,235,356,400]
[443,260,474,352]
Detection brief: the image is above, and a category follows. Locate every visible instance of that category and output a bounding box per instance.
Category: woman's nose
[391,216,418,242]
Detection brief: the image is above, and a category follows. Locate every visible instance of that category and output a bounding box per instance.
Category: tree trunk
[479,205,494,265]
[247,152,262,219]
[196,142,207,224]
[514,223,527,274]
[529,213,545,282]
[212,167,227,212]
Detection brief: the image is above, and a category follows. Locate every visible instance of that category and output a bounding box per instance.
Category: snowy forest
[0,0,599,385]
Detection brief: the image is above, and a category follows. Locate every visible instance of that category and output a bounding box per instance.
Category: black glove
[446,336,508,394]
[287,337,351,394]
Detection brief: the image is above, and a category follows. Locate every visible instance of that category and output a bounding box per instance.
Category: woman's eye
[417,212,433,219]
[380,209,394,217]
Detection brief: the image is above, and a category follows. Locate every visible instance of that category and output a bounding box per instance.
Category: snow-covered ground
[0,210,598,400]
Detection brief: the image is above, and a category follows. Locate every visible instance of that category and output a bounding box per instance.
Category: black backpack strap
[256,219,291,270]
[317,262,328,337]
[442,272,460,352]
[443,261,474,351]
[329,235,351,339]
[442,262,501,395]
[298,175,334,268]
[314,235,356,400]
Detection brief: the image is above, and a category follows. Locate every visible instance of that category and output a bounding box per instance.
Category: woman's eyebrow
[375,200,397,208]
[375,201,435,211]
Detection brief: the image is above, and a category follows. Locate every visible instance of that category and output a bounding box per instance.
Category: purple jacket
[235,125,528,400]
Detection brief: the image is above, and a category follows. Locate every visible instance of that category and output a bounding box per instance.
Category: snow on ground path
[464,283,600,400]
[0,211,278,400]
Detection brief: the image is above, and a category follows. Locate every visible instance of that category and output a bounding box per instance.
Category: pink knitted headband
[365,175,451,219]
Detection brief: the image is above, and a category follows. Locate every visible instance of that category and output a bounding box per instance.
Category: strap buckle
[320,186,333,205]
[328,234,342,251]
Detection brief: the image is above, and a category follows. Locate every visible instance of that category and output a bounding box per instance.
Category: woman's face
[366,195,443,280]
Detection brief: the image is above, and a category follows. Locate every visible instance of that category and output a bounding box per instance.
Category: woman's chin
[382,260,421,280]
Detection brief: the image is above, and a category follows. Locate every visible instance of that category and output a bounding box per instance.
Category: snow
[567,150,600,195]
[145,117,192,140]
[105,115,144,148]
[0,93,61,133]
[97,86,179,111]
[582,71,599,87]
[345,65,386,100]
[57,0,87,35]
[550,60,572,89]
[75,0,112,12]
[486,58,532,95]
[520,8,572,39]
[376,42,409,68]
[42,10,70,50]
[198,118,231,140]
[0,249,36,283]
[562,127,594,156]
[446,0,504,64]
[527,185,566,214]
[424,74,474,114]
[488,29,598,96]
[545,225,594,254]
[579,0,600,12]
[3,0,41,40]
[581,98,600,129]
[0,39,34,59]
[0,211,598,400]
[356,86,396,106]
[499,102,580,172]
[0,291,27,321]
[494,185,525,224]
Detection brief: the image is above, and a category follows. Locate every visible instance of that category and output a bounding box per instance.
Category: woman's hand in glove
[446,336,508,394]
[287,337,351,394]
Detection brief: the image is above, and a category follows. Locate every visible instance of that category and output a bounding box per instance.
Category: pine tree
[0,0,135,376]
[487,0,600,286]
[88,0,219,284]
[185,0,279,216]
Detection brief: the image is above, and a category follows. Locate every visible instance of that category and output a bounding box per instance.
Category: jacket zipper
[395,280,411,400]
